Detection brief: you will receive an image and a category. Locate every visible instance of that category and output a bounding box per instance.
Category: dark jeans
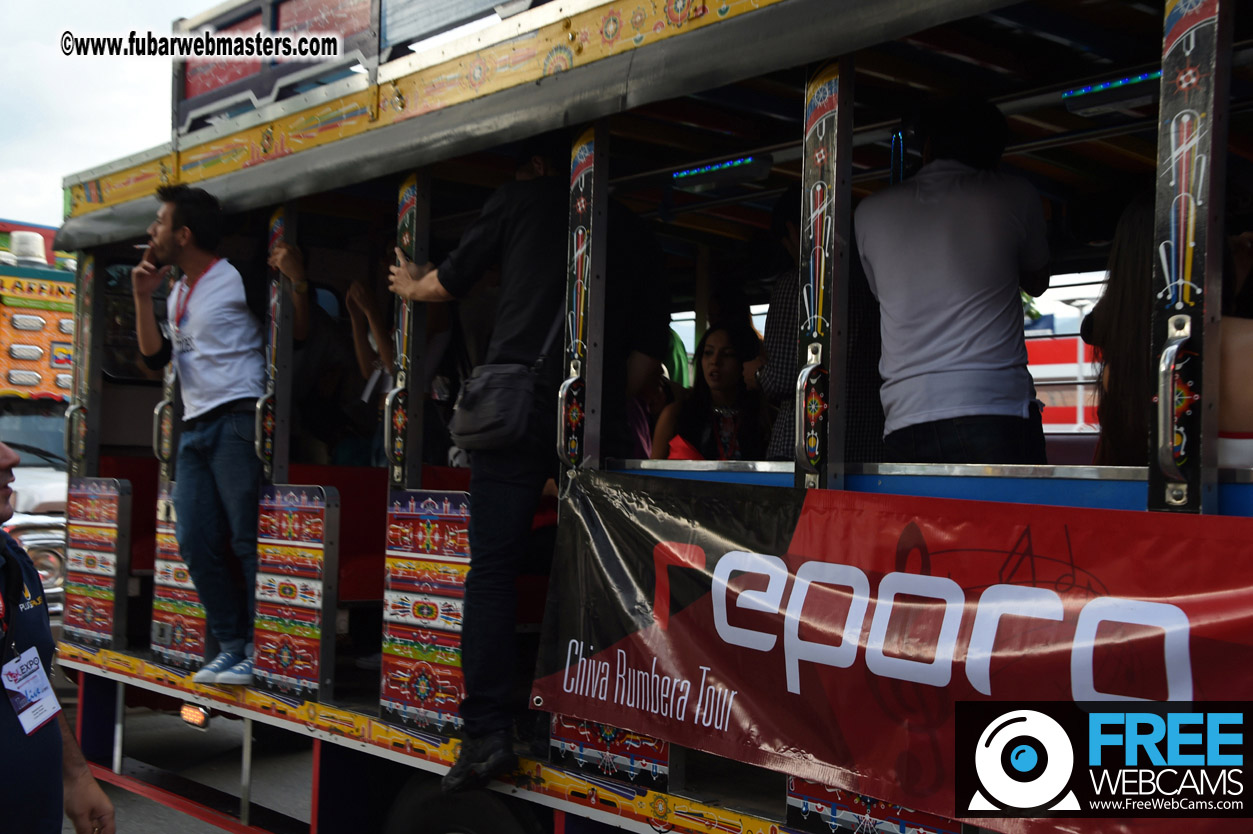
[883,403,1047,465]
[459,396,555,737]
[172,410,262,656]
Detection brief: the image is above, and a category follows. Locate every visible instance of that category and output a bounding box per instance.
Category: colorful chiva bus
[55,0,1251,833]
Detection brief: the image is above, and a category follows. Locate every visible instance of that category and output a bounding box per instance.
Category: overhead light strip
[672,156,756,180]
[1061,70,1162,100]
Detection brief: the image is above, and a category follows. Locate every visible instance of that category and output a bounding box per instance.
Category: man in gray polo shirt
[855,98,1050,464]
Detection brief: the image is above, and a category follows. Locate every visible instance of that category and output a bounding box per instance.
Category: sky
[2,2,201,228]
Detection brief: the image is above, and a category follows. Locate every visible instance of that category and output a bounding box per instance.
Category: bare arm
[59,711,115,834]
[346,282,382,380]
[347,309,378,381]
[290,282,311,342]
[268,242,311,341]
[389,249,454,303]
[367,304,396,371]
[651,402,681,460]
[131,249,169,359]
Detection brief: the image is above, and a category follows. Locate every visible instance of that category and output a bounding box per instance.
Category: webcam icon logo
[968,709,1081,812]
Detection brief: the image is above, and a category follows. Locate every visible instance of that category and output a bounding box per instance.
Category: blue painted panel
[845,474,1148,511]
[616,469,795,487]
[1218,482,1253,517]
[615,468,1253,518]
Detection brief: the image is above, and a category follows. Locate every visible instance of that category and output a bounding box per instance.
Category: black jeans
[883,403,1047,465]
[459,395,554,737]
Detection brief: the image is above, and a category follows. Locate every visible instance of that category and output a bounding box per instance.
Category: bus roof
[56,0,1253,267]
[56,0,1014,249]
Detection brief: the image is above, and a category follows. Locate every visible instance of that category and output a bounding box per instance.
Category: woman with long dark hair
[1083,192,1155,465]
[652,322,768,461]
[1084,192,1253,465]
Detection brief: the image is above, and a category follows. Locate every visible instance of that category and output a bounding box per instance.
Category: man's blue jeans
[172,410,261,656]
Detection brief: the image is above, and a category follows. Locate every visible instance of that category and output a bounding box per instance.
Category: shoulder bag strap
[531,307,567,372]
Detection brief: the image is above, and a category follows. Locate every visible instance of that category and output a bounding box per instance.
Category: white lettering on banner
[712,551,788,651]
[563,638,609,700]
[865,572,965,687]
[692,665,737,730]
[782,561,870,693]
[560,639,698,722]
[613,649,691,720]
[710,551,1194,699]
[1070,597,1193,701]
[967,585,1065,696]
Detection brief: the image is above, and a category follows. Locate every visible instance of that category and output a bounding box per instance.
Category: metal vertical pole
[111,681,125,774]
[1148,0,1231,513]
[558,129,593,468]
[387,171,431,489]
[1075,319,1085,429]
[67,254,102,479]
[258,206,296,485]
[558,124,608,470]
[240,716,254,825]
[585,122,610,469]
[794,60,853,491]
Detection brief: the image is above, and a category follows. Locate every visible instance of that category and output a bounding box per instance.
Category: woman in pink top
[652,322,768,461]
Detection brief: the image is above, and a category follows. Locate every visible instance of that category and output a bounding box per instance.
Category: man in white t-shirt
[855,98,1051,464]
[132,185,272,685]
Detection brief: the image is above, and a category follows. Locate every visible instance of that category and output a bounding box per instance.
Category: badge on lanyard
[3,647,61,735]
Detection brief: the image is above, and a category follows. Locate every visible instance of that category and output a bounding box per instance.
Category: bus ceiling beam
[851,99,1253,185]
[613,42,1253,192]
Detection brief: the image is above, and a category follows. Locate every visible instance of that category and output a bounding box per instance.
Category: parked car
[3,414,69,626]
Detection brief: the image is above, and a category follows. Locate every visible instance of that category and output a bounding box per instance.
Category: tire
[382,776,541,834]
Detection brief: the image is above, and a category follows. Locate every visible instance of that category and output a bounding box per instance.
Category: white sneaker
[193,651,244,684]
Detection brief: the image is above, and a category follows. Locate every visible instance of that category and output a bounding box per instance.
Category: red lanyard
[174,258,220,328]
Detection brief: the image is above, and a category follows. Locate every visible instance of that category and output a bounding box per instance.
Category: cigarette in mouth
[134,244,150,249]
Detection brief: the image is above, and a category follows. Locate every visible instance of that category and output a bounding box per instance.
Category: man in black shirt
[0,441,115,833]
[389,136,566,792]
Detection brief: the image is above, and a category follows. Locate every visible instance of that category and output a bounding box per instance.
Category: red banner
[532,471,1253,834]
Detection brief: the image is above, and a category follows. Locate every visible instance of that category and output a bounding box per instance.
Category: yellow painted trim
[180,89,376,185]
[378,0,785,129]
[67,0,789,216]
[57,641,801,834]
[67,155,177,219]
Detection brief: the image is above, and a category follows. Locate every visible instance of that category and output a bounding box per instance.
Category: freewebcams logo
[957,702,1251,819]
[967,709,1080,813]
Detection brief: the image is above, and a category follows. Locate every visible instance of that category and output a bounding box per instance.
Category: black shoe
[441,730,519,794]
